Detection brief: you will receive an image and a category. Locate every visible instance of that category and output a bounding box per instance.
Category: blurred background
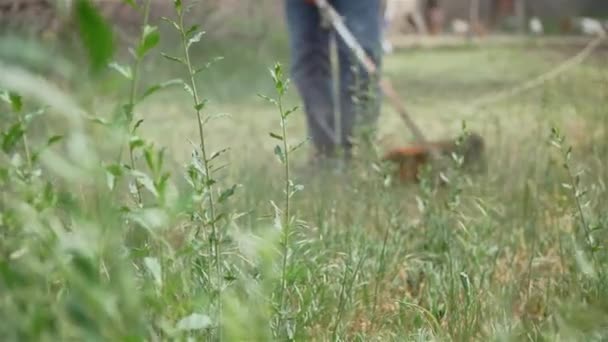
[0,0,607,164]
[1,0,605,165]
[2,0,607,44]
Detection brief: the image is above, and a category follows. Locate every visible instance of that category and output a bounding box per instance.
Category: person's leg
[333,0,382,156]
[285,0,336,158]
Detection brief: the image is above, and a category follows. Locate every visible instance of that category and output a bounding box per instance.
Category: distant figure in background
[490,0,513,28]
[425,0,444,35]
[529,17,544,35]
[382,0,428,38]
[285,0,382,169]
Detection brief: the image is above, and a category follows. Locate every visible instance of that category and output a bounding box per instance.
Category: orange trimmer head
[383,132,485,183]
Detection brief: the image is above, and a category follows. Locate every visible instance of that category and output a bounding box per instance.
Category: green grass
[1,7,608,340]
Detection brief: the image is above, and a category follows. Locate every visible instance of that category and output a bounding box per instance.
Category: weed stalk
[261,62,303,338]
[115,0,153,206]
[277,75,291,318]
[174,2,223,334]
[551,129,597,256]
[550,127,604,289]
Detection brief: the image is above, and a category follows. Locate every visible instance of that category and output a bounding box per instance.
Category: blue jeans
[285,0,382,159]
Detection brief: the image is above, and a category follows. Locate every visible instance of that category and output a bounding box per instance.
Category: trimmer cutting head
[383,132,485,183]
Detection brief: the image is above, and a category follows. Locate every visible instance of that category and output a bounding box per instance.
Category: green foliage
[260,62,306,339]
[74,0,115,73]
[137,25,160,59]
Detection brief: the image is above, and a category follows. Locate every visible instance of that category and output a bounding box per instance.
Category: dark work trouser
[285,0,382,159]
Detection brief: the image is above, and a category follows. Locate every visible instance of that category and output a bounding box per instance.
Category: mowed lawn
[128,42,608,340]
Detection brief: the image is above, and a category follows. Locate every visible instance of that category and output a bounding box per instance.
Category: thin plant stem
[276,87,291,333]
[177,7,222,336]
[127,0,150,113]
[17,114,31,169]
[115,0,152,205]
[565,163,600,278]
[129,0,151,206]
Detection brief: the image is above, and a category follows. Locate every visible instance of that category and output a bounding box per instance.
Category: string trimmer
[313,0,485,182]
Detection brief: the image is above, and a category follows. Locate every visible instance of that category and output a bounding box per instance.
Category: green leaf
[270,64,281,83]
[205,178,217,187]
[271,64,280,81]
[87,115,110,125]
[218,184,237,203]
[194,56,225,74]
[104,163,123,190]
[161,53,185,65]
[183,83,194,97]
[187,31,205,50]
[144,257,162,288]
[23,108,46,124]
[132,170,159,197]
[139,79,183,102]
[132,119,145,133]
[0,91,24,112]
[157,172,170,198]
[284,105,299,118]
[176,313,211,331]
[269,63,289,96]
[2,122,24,153]
[42,181,56,206]
[156,148,166,174]
[129,136,145,151]
[258,94,277,106]
[144,145,155,173]
[137,25,160,58]
[108,62,132,80]
[161,17,180,31]
[190,152,206,177]
[70,253,98,281]
[32,135,64,162]
[173,0,182,13]
[274,145,285,164]
[270,200,282,230]
[459,272,471,293]
[269,132,283,141]
[74,0,115,73]
[194,100,207,111]
[0,90,9,104]
[185,25,200,38]
[8,92,22,112]
[105,163,123,177]
[203,113,231,125]
[47,135,63,146]
[289,137,310,153]
[209,148,229,161]
[123,103,134,123]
